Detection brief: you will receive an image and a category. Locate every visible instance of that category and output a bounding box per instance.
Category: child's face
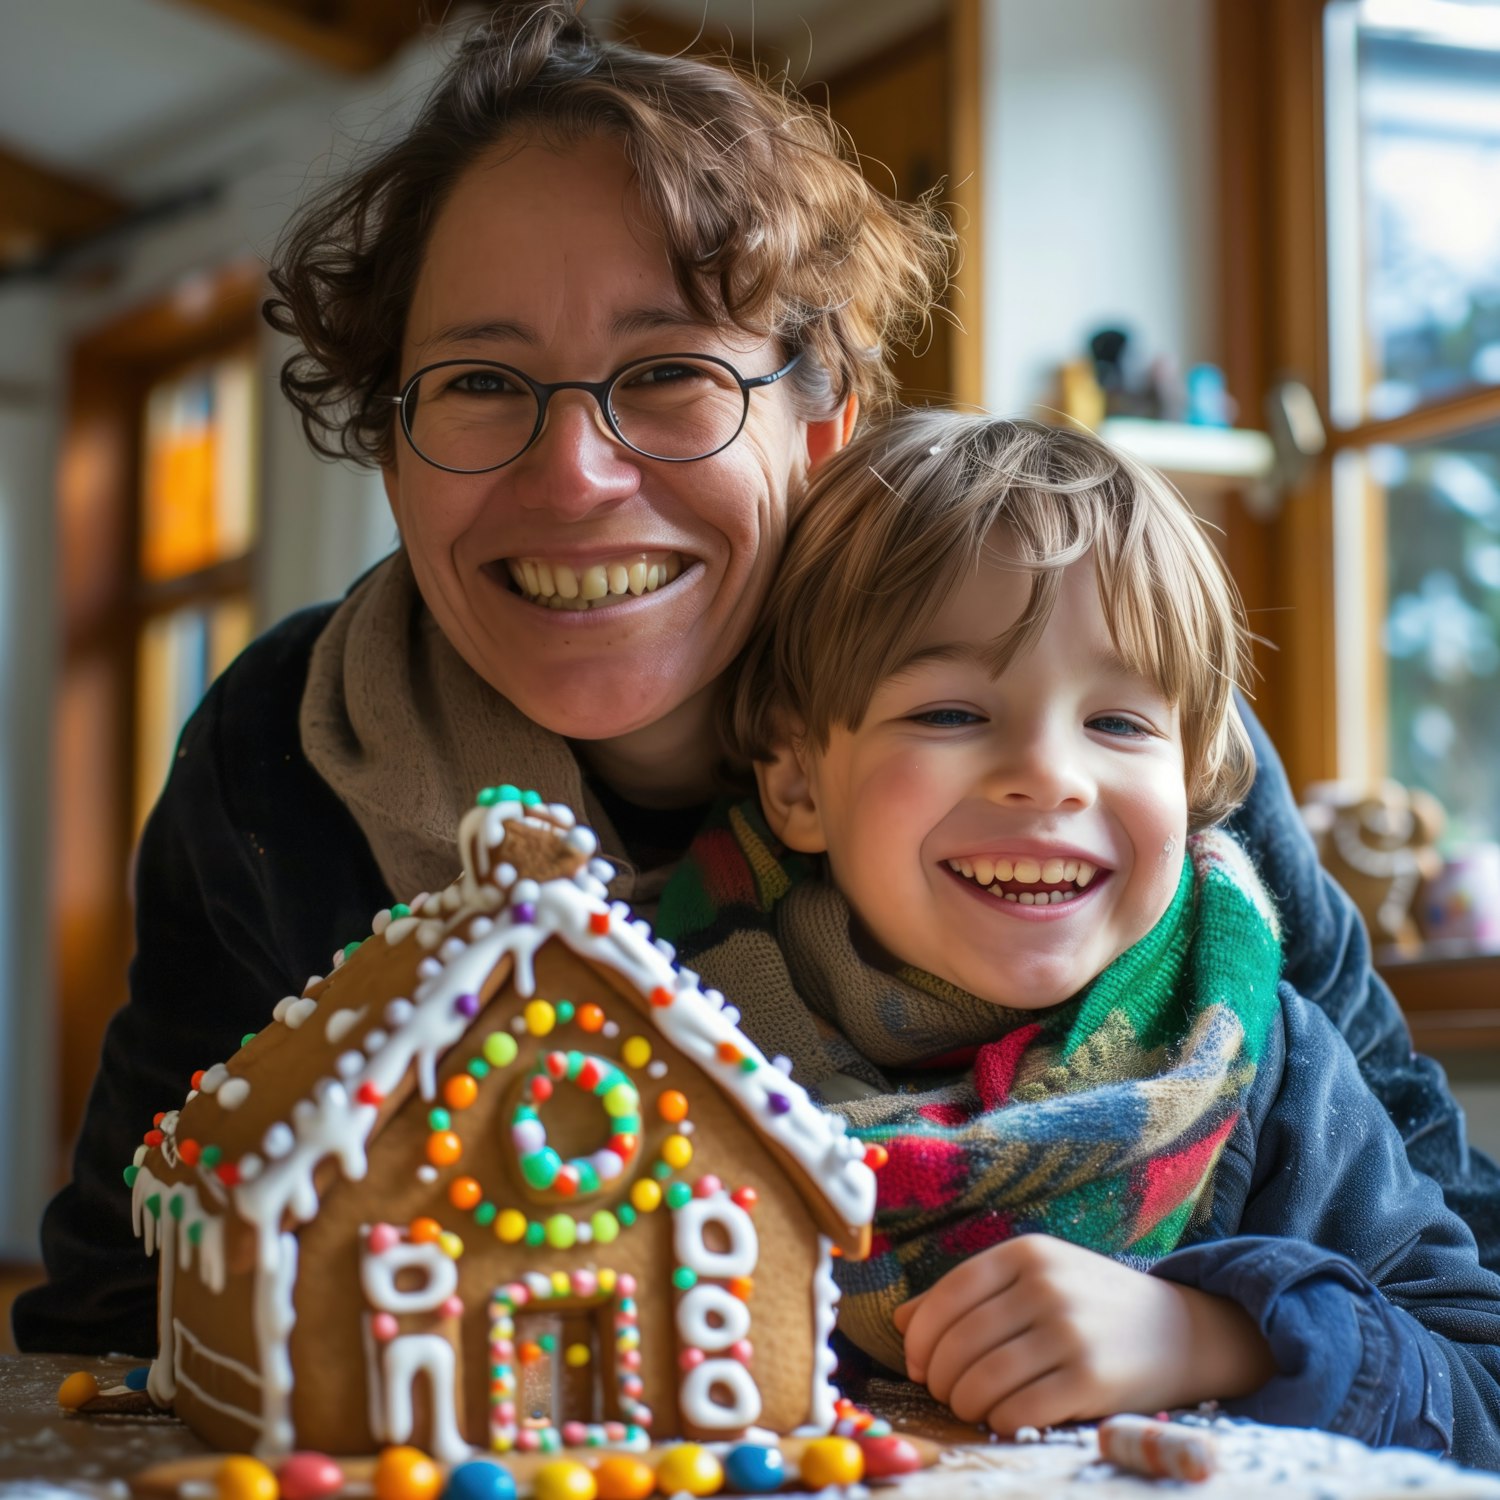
[767,541,1190,1010]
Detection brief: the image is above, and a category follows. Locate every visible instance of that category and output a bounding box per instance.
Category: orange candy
[716,1041,741,1064]
[427,1131,463,1167]
[591,1455,655,1500]
[577,1003,606,1033]
[409,1217,442,1244]
[56,1371,99,1410]
[657,1090,689,1123]
[729,1277,754,1301]
[443,1074,479,1111]
[373,1446,443,1500]
[449,1176,483,1211]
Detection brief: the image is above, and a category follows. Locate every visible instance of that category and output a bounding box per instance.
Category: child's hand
[891,1234,1274,1434]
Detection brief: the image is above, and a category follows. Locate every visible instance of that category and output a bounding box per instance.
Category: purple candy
[513,901,537,923]
[767,1092,791,1115]
[454,992,480,1018]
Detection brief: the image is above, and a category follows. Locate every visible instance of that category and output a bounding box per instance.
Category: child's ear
[755,740,828,854]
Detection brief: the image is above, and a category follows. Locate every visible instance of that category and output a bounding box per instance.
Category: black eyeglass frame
[384,350,804,474]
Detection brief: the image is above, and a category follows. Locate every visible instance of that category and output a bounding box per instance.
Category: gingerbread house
[126,790,876,1462]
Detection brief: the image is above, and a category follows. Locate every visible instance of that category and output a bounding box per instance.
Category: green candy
[671,1266,698,1290]
[123,1165,138,1188]
[556,1001,575,1024]
[188,1221,203,1245]
[590,1210,620,1244]
[145,1194,162,1218]
[544,1214,577,1249]
[467,1058,490,1079]
[497,784,520,802]
[428,1108,451,1132]
[240,1032,257,1047]
[665,1182,692,1210]
[616,1204,637,1228]
[520,789,542,806]
[575,1161,601,1196]
[652,1161,672,1181]
[200,1145,222,1168]
[484,1033,518,1067]
[474,1202,497,1226]
[521,1147,562,1190]
[524,1221,545,1247]
[391,903,411,919]
[476,787,501,806]
[169,1195,184,1220]
[602,1084,639,1118]
[342,940,361,960]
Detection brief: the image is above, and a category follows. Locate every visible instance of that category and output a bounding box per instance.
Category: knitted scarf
[299,550,671,914]
[656,801,1283,1372]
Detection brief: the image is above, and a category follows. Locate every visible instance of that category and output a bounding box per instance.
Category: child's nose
[983,733,1093,811]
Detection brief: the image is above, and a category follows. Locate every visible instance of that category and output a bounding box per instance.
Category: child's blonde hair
[730,410,1257,830]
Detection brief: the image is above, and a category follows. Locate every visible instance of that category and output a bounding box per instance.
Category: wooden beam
[166,0,433,73]
[0,146,125,263]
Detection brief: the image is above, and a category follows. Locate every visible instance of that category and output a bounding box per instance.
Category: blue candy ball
[443,1460,517,1500]
[123,1367,150,1392]
[723,1443,786,1493]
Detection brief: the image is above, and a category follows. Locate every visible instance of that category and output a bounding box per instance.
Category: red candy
[276,1452,344,1500]
[357,1082,384,1107]
[857,1434,923,1477]
[530,1075,554,1103]
[177,1139,201,1165]
[144,1129,164,1147]
[731,1186,758,1211]
[863,1143,890,1170]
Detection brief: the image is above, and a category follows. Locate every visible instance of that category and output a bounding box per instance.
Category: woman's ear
[754,740,828,854]
[804,393,859,474]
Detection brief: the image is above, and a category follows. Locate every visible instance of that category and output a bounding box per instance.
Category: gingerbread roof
[130,791,877,1264]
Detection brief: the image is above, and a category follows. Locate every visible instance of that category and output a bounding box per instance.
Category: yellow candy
[630,1178,662,1213]
[215,1455,279,1500]
[592,1454,656,1500]
[374,1445,443,1500]
[56,1370,99,1410]
[565,1341,591,1367]
[596,1267,617,1293]
[438,1230,465,1260]
[524,999,556,1037]
[653,1445,723,1496]
[551,1270,572,1296]
[799,1436,864,1488]
[620,1036,651,1070]
[496,1208,528,1242]
[532,1458,597,1500]
[660,1133,693,1170]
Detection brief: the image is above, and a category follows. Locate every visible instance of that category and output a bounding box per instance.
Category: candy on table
[214,1455,279,1500]
[855,1433,924,1478]
[374,1445,445,1500]
[55,1370,100,1410]
[1097,1414,1218,1483]
[797,1436,864,1489]
[722,1442,786,1493]
[442,1458,518,1500]
[531,1458,597,1500]
[124,1365,151,1391]
[652,1443,724,1496]
[589,1453,655,1500]
[276,1452,345,1500]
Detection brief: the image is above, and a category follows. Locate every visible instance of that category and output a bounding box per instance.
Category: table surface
[4,1353,1500,1499]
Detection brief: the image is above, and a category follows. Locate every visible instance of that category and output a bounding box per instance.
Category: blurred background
[2,0,1499,1340]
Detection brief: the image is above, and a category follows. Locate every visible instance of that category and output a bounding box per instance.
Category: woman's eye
[626,362,702,387]
[448,369,521,396]
[1089,714,1150,738]
[911,708,983,728]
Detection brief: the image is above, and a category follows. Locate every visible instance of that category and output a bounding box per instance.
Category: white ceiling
[0,0,941,203]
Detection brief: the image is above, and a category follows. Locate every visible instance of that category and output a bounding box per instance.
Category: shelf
[1097,418,1275,488]
[1374,942,1500,1053]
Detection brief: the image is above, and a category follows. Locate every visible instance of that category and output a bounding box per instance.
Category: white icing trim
[809,1235,841,1432]
[377,1333,472,1464]
[361,1240,457,1314]
[675,1283,750,1353]
[674,1192,758,1280]
[679,1357,762,1430]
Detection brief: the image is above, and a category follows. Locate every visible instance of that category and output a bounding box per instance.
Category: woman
[15,1,1497,1361]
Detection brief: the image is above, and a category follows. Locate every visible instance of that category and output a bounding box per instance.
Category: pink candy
[370,1313,398,1342]
[367,1223,399,1253]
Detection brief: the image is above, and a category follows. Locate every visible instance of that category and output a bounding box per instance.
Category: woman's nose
[511,391,642,519]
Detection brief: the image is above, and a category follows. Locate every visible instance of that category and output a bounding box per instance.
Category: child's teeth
[1063,858,1079,881]
[959,859,975,879]
[973,857,996,887]
[995,858,1014,881]
[1018,892,1036,905]
[1013,858,1042,883]
[1041,858,1065,883]
[1076,862,1096,887]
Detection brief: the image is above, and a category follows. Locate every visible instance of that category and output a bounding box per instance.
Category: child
[657,410,1500,1466]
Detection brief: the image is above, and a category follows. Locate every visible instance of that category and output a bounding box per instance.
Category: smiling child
[657,410,1500,1466]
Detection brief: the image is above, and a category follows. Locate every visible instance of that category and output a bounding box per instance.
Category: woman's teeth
[506,552,684,610]
[947,856,1099,904]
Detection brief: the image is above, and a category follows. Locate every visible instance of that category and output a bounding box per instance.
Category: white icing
[272,997,297,1023]
[676,1282,751,1352]
[679,1357,762,1430]
[262,1123,294,1159]
[384,999,413,1026]
[283,999,318,1030]
[375,1332,471,1464]
[217,1078,251,1111]
[199,1064,228,1094]
[809,1235,841,1432]
[325,1007,365,1044]
[674,1192,758,1280]
[238,1154,263,1182]
[361,1239,457,1314]
[336,1051,364,1078]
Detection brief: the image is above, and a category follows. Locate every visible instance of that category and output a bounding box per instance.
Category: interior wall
[982,0,1217,416]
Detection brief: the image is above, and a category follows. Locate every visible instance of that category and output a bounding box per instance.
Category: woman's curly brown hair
[264,1,955,468]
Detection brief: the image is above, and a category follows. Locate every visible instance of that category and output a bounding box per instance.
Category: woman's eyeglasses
[385,352,803,473]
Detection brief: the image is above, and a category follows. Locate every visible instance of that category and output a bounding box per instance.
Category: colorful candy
[55,1370,99,1410]
[798,1436,864,1488]
[215,1455,279,1500]
[1097,1414,1217,1482]
[855,1433,923,1477]
[590,1455,655,1500]
[276,1451,345,1500]
[653,1445,723,1496]
[374,1445,444,1500]
[723,1443,786,1493]
[531,1458,596,1500]
[442,1459,518,1500]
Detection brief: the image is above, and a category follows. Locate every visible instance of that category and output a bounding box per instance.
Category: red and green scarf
[656,800,1283,1371]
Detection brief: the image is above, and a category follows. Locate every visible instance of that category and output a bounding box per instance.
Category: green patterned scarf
[656,800,1283,1371]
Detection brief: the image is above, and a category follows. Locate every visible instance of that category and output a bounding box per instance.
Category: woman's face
[385,134,850,743]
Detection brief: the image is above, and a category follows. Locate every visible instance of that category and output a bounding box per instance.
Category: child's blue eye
[912,708,983,728]
[1090,715,1149,738]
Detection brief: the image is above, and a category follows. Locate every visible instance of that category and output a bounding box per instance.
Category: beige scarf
[299,551,668,912]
